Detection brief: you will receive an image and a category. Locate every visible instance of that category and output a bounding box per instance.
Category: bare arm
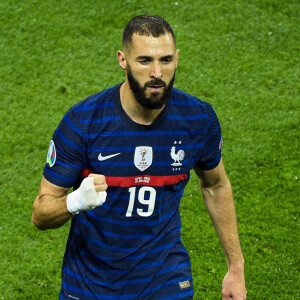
[32,176,72,230]
[32,174,107,230]
[194,159,246,299]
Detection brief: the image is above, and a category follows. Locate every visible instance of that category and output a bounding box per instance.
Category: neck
[120,82,165,125]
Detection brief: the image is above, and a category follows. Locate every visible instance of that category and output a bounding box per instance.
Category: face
[119,33,179,109]
[126,64,175,109]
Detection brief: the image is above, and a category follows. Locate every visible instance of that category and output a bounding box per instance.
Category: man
[32,15,246,300]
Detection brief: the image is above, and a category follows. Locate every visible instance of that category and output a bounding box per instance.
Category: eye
[138,58,150,65]
[161,56,173,64]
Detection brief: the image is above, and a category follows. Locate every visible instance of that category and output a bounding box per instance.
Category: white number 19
[126,186,156,217]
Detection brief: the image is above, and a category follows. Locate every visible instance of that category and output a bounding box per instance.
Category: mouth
[147,84,164,92]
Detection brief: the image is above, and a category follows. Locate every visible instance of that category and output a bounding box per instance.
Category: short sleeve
[43,108,86,188]
[196,104,222,170]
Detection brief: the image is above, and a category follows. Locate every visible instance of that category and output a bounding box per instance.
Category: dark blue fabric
[44,84,222,299]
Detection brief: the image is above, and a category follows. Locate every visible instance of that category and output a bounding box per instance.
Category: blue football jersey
[43,84,222,300]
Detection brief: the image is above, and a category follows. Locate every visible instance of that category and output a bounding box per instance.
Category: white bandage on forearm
[66,177,107,215]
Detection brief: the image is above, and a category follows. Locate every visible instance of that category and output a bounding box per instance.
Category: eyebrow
[136,55,174,61]
[160,55,174,61]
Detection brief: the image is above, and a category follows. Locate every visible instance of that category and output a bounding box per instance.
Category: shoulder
[71,84,120,113]
[63,84,120,121]
[170,87,215,113]
[56,84,120,136]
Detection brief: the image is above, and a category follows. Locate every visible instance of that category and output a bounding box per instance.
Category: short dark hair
[122,15,176,49]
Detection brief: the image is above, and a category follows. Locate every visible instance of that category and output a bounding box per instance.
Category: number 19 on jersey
[126,186,156,217]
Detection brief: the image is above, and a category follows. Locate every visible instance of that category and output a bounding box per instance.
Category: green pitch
[0,0,299,298]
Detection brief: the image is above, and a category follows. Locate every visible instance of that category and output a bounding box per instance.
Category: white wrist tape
[66,177,107,215]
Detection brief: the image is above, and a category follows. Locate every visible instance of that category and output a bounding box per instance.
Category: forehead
[128,33,176,57]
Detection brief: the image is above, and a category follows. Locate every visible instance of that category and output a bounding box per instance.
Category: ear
[117,50,127,70]
[175,49,180,68]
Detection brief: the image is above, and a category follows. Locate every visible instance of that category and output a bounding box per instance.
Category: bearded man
[32,15,246,300]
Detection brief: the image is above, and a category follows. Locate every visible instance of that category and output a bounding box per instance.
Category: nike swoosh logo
[98,153,121,161]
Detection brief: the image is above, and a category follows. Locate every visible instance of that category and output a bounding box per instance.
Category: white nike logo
[98,153,121,161]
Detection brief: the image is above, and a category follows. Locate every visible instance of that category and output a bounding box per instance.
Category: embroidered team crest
[170,141,185,167]
[46,140,56,167]
[134,146,153,171]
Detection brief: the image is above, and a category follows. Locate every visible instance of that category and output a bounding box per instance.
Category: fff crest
[134,146,153,171]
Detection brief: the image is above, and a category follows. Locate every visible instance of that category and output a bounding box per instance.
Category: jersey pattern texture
[43,84,222,300]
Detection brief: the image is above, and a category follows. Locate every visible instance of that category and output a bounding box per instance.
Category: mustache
[144,79,166,88]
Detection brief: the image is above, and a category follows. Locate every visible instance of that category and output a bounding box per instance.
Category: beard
[127,65,175,110]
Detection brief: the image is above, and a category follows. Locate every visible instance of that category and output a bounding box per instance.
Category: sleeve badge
[46,140,56,167]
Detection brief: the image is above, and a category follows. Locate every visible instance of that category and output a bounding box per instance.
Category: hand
[66,174,107,215]
[222,271,247,300]
[88,173,108,193]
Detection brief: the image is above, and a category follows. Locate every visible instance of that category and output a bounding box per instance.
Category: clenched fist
[66,174,107,215]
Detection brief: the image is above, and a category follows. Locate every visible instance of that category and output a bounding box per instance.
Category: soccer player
[32,15,246,300]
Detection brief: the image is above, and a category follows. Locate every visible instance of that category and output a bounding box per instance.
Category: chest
[87,126,204,178]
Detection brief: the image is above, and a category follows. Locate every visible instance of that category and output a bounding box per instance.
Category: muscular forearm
[32,193,72,230]
[196,161,246,298]
[201,178,244,270]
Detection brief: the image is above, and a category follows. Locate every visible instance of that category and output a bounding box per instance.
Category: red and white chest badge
[134,146,153,171]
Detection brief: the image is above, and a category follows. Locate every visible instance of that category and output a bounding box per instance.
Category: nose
[150,61,162,78]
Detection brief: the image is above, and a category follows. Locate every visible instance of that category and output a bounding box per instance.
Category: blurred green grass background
[0,0,299,299]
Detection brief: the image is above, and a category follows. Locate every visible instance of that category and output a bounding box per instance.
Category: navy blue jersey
[43,84,222,300]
